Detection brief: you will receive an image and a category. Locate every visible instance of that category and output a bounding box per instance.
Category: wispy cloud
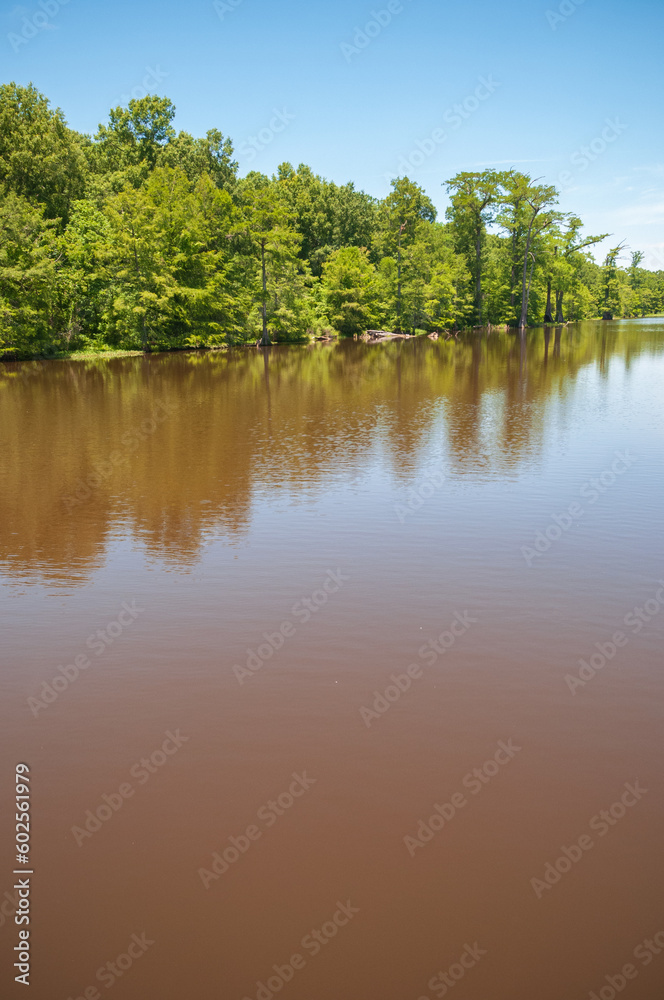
[608,202,664,225]
[632,163,664,178]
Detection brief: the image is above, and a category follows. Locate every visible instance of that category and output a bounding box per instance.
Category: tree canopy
[1,82,661,359]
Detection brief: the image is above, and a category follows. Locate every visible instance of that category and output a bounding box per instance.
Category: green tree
[423,225,474,330]
[276,163,378,276]
[58,200,114,344]
[322,246,378,336]
[1,82,656,357]
[158,129,238,191]
[549,217,608,322]
[99,167,243,349]
[377,177,436,330]
[93,95,177,170]
[0,191,61,357]
[499,174,560,328]
[0,82,85,223]
[601,243,627,319]
[445,170,502,325]
[236,177,302,345]
[626,250,646,317]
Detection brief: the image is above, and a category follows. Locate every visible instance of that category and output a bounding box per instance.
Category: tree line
[1,82,662,359]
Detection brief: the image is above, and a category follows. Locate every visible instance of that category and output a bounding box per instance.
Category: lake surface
[1,320,663,1000]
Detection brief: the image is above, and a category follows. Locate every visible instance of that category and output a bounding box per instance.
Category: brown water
[1,321,663,1000]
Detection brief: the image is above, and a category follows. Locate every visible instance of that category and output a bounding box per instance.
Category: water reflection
[1,320,662,586]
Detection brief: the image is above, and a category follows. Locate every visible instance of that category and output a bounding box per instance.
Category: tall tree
[627,250,645,317]
[377,177,436,330]
[0,191,61,356]
[445,170,502,326]
[92,95,177,172]
[602,243,627,319]
[550,217,608,322]
[236,176,301,345]
[495,172,528,318]
[500,175,560,329]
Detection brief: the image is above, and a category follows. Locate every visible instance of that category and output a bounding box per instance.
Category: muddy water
[1,320,663,1000]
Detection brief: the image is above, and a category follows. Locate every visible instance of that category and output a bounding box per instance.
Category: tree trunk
[509,205,521,312]
[544,278,554,323]
[396,231,402,333]
[260,239,271,346]
[509,247,516,310]
[519,214,538,330]
[555,290,564,323]
[524,255,536,327]
[131,227,147,350]
[475,226,482,326]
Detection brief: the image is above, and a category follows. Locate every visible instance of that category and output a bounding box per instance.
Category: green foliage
[322,247,378,336]
[601,244,627,318]
[0,83,662,360]
[276,163,378,276]
[158,129,238,191]
[445,170,501,324]
[93,95,177,170]
[0,82,85,223]
[0,191,61,357]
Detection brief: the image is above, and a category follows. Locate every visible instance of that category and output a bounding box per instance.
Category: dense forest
[1,82,663,359]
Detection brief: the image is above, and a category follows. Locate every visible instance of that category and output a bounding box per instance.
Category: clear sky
[2,0,663,266]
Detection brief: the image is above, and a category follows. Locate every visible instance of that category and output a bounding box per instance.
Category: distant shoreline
[2,317,663,366]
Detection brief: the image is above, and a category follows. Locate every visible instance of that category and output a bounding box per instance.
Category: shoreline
[2,316,663,366]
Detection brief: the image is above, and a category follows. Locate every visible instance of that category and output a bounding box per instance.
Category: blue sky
[2,0,663,266]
